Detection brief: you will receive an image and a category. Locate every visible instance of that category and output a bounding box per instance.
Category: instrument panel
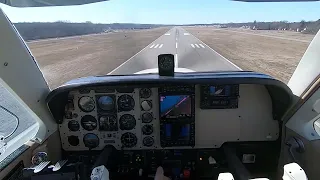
[59,84,280,151]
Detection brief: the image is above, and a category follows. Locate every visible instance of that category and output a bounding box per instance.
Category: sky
[0,0,319,24]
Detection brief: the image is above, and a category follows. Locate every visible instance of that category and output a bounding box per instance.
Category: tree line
[221,20,320,34]
[14,20,320,41]
[14,22,164,41]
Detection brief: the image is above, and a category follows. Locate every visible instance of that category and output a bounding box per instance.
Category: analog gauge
[118,94,135,111]
[78,96,95,112]
[98,96,115,111]
[143,136,154,147]
[99,115,117,131]
[121,132,137,148]
[139,88,152,98]
[159,55,173,70]
[142,112,153,123]
[68,120,80,131]
[141,100,152,111]
[142,124,153,135]
[119,114,136,130]
[83,133,99,149]
[81,115,97,131]
[31,152,48,165]
[68,136,79,146]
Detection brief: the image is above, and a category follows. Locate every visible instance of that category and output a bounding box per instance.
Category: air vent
[3,161,24,180]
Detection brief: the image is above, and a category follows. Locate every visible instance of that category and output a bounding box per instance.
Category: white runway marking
[165,33,170,35]
[175,54,178,67]
[185,29,242,70]
[191,44,205,48]
[176,42,178,49]
[150,44,164,48]
[184,33,190,35]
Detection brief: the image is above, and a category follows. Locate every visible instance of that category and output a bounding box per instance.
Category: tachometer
[119,114,136,130]
[78,96,95,112]
[118,94,135,111]
[97,96,115,111]
[139,88,152,98]
[81,115,97,131]
[121,132,137,148]
[83,133,99,149]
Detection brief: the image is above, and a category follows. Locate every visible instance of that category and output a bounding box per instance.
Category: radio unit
[200,84,239,109]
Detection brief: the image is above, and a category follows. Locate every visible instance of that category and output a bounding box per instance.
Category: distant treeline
[225,20,320,34]
[187,20,320,34]
[14,22,165,41]
[14,20,320,41]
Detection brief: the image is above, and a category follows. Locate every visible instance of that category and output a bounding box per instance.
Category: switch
[183,169,190,178]
[208,156,216,165]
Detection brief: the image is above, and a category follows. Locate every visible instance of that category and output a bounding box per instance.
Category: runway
[108,27,241,75]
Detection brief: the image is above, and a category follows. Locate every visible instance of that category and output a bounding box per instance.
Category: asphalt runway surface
[109,27,241,75]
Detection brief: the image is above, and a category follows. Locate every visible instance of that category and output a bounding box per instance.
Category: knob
[141,100,152,111]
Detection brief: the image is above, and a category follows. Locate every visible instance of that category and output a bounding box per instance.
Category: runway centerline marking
[159,44,163,48]
[184,33,190,35]
[176,42,178,49]
[149,44,155,48]
[199,44,205,48]
[165,33,170,35]
[195,44,200,48]
[175,54,178,68]
[191,44,195,48]
[108,27,176,75]
[154,44,159,48]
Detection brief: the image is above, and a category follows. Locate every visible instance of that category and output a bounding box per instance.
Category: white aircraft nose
[135,68,194,74]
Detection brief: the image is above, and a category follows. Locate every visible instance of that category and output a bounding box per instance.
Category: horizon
[12,19,320,25]
[0,0,319,24]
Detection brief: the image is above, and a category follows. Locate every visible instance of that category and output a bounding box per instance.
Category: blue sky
[0,0,319,24]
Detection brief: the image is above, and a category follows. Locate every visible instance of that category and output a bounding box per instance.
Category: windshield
[0,0,319,90]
